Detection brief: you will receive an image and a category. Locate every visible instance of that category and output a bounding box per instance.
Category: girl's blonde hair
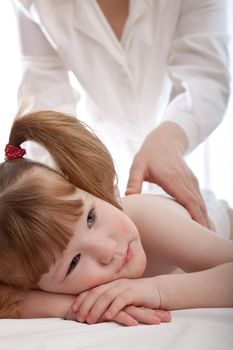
[0,111,120,297]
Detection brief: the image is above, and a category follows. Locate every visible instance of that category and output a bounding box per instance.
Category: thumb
[125,164,144,195]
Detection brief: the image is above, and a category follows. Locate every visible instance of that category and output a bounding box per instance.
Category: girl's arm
[154,262,233,309]
[70,261,233,324]
[0,284,75,319]
[0,284,171,326]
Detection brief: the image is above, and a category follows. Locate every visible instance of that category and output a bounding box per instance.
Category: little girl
[0,110,232,326]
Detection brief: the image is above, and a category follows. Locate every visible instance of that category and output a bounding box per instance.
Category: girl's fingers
[75,291,102,323]
[72,279,168,325]
[74,282,121,323]
[101,307,171,326]
[148,308,171,322]
[86,284,127,324]
[104,289,136,319]
[72,291,89,313]
[101,310,139,327]
[124,306,171,324]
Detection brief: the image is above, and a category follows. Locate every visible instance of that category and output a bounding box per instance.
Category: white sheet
[1,308,233,350]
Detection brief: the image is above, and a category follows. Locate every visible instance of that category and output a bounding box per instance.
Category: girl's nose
[85,236,117,265]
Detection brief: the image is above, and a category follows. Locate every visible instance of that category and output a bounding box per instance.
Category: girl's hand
[66,304,171,326]
[65,277,171,326]
[102,305,171,326]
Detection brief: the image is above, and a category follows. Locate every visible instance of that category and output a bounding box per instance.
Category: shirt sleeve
[162,0,230,153]
[12,0,80,115]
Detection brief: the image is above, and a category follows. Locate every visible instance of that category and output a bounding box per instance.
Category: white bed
[1,308,233,350]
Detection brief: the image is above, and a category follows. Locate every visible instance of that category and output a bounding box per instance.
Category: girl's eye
[87,209,96,227]
[67,254,81,275]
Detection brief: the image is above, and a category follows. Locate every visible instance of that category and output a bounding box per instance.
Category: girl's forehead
[35,168,108,207]
[63,188,90,202]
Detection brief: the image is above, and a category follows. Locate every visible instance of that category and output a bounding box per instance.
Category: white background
[0,1,232,206]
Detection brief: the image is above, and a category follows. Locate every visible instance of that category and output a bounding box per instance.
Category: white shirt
[13,0,230,192]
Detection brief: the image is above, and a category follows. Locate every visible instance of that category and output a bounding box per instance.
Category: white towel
[202,189,230,239]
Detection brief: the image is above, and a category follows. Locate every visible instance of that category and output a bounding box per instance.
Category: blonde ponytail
[9,110,120,208]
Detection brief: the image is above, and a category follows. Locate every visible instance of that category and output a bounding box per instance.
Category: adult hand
[126,122,211,228]
[67,278,171,326]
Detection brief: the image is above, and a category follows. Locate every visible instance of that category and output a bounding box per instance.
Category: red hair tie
[5,144,26,160]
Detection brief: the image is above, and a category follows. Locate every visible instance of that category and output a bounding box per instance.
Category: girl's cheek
[77,266,111,293]
[71,265,98,293]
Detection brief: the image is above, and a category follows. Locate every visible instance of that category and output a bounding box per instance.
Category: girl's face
[38,189,146,294]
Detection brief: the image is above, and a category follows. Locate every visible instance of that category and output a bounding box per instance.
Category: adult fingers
[125,156,145,195]
[163,169,210,228]
[127,147,210,227]
[188,177,210,228]
[149,158,210,228]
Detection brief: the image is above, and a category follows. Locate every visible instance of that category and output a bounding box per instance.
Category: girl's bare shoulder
[121,193,191,224]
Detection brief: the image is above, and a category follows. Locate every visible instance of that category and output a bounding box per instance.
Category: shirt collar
[74,0,154,67]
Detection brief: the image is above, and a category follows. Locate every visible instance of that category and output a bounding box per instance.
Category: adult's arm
[126,0,230,226]
[163,0,230,151]
[12,1,79,114]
